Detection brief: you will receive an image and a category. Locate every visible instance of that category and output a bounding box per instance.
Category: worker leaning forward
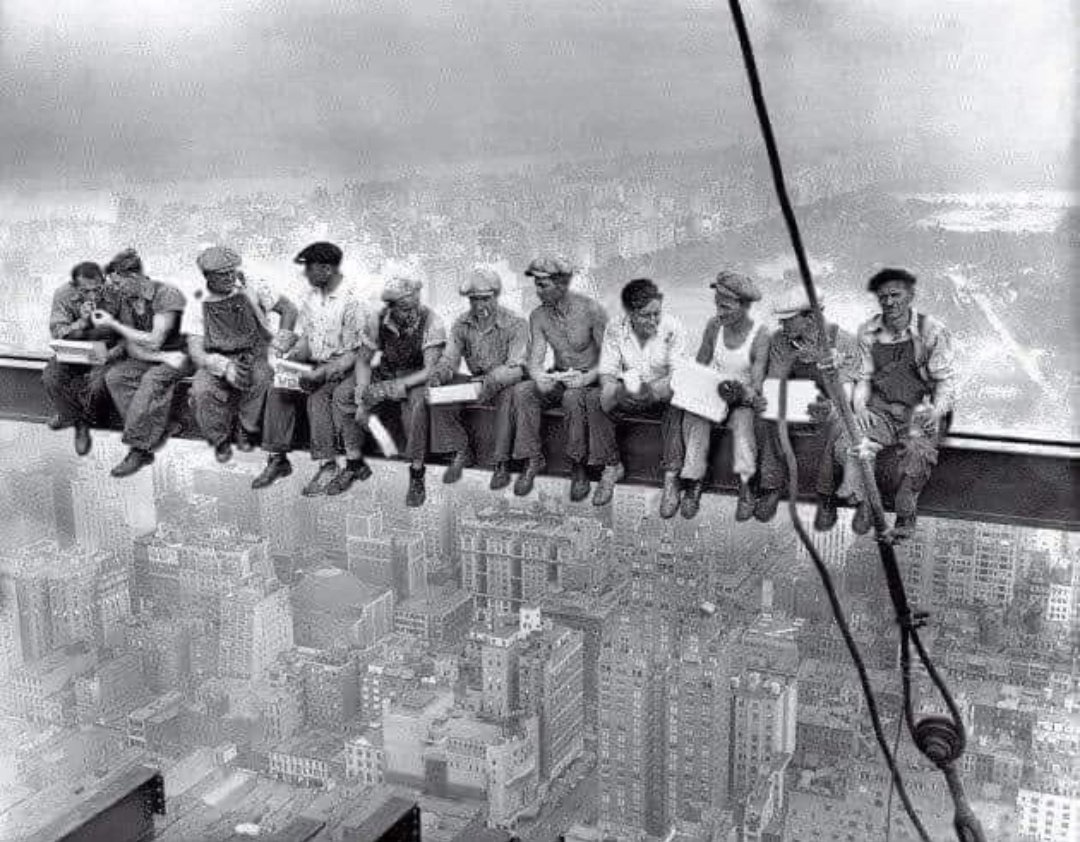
[252,241,378,496]
[427,267,529,491]
[342,276,447,508]
[92,248,190,478]
[595,278,687,512]
[827,268,956,541]
[43,261,124,456]
[512,257,609,501]
[680,270,770,521]
[751,284,860,525]
[184,245,299,463]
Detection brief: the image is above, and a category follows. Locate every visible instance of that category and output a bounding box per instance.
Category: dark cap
[867,268,917,293]
[105,248,143,276]
[710,270,761,302]
[294,242,343,267]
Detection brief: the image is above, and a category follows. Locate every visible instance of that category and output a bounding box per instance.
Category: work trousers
[512,381,607,465]
[105,358,188,451]
[190,357,273,447]
[429,374,517,461]
[332,374,430,463]
[596,390,685,472]
[42,359,113,426]
[681,407,757,482]
[758,415,839,498]
[263,376,344,462]
[831,404,942,516]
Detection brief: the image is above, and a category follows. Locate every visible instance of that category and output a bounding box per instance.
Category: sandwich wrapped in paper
[427,381,482,405]
[48,340,108,366]
[671,360,728,423]
[272,358,314,391]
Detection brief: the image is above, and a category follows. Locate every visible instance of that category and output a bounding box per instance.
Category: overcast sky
[0,0,1074,188]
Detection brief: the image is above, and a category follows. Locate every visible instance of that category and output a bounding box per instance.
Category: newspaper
[761,378,822,423]
[671,360,728,423]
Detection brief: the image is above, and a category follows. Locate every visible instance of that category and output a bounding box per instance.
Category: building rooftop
[397,585,472,616]
[293,567,390,614]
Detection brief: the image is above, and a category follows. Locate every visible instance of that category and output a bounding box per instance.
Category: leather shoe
[235,429,256,452]
[753,489,782,523]
[681,481,703,519]
[74,425,92,457]
[735,482,755,522]
[852,501,873,535]
[326,460,372,496]
[111,449,154,478]
[813,495,838,532]
[406,466,427,508]
[514,458,545,497]
[659,474,681,519]
[490,462,512,491]
[569,463,591,503]
[443,451,471,485]
[252,456,292,489]
[215,442,233,463]
[302,462,339,497]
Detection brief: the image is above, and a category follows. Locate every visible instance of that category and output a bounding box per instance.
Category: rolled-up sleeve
[423,311,448,351]
[597,320,623,379]
[833,328,861,386]
[924,320,957,411]
[504,316,529,370]
[856,323,876,382]
[341,293,378,353]
[49,287,81,339]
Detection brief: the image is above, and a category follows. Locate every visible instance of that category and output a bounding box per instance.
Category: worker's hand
[649,380,673,404]
[272,329,297,356]
[160,351,188,371]
[750,391,768,414]
[563,371,588,390]
[106,344,126,363]
[912,404,944,435]
[816,347,843,373]
[534,373,557,395]
[224,361,242,388]
[807,397,833,424]
[90,310,116,330]
[79,300,96,321]
[362,382,386,407]
[474,374,500,404]
[385,379,408,401]
[853,404,874,435]
[427,368,449,388]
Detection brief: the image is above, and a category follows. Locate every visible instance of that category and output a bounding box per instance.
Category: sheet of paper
[271,358,313,391]
[761,378,822,423]
[671,360,728,423]
[48,340,107,366]
[366,416,398,457]
[427,382,482,405]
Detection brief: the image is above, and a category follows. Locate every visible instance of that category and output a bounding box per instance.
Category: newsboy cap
[105,248,143,276]
[382,276,423,303]
[524,256,574,280]
[294,241,343,267]
[867,267,917,293]
[772,284,824,319]
[710,270,761,302]
[460,267,502,298]
[196,246,242,274]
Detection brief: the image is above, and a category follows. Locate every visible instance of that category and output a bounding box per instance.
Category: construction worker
[427,267,528,490]
[752,284,859,525]
[184,246,299,463]
[43,261,123,456]
[680,270,770,521]
[513,257,609,501]
[595,278,687,512]
[92,248,189,478]
[829,268,956,540]
[253,242,377,496]
[345,275,446,507]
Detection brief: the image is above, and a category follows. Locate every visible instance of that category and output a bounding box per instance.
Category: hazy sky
[1,0,1074,187]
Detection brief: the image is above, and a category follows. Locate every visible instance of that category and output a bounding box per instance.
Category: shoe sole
[252,465,293,489]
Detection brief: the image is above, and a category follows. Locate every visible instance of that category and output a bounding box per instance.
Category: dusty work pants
[512,381,607,465]
[758,415,840,498]
[105,358,187,451]
[681,407,757,482]
[332,374,430,463]
[595,391,685,472]
[190,357,273,448]
[263,377,343,462]
[42,360,113,426]
[429,375,517,461]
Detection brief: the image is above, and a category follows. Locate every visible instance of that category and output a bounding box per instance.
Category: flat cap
[459,267,502,298]
[772,284,824,318]
[196,245,242,274]
[294,241,343,267]
[524,256,574,280]
[710,270,761,302]
[867,267,917,293]
[106,248,143,276]
[382,276,423,303]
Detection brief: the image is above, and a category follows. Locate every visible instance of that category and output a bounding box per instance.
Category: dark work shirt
[116,277,187,352]
[49,283,117,343]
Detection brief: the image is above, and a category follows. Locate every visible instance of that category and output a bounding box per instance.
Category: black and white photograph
[0,1,1075,840]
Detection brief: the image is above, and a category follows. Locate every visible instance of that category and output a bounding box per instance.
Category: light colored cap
[382,275,423,303]
[196,246,242,274]
[459,267,502,298]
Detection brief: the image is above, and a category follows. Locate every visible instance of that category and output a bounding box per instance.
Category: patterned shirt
[295,279,377,363]
[598,312,687,384]
[857,309,957,411]
[180,275,279,337]
[48,283,117,342]
[766,323,860,388]
[440,305,528,377]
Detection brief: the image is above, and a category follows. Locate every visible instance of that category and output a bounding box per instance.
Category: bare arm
[271,295,299,332]
[526,310,549,384]
[101,311,179,351]
[748,324,770,393]
[580,302,609,386]
[399,345,443,389]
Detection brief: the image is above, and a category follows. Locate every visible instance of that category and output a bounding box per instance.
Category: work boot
[251,455,292,489]
[681,480,703,520]
[813,495,838,532]
[442,450,471,485]
[490,462,512,491]
[852,501,873,535]
[235,429,256,453]
[569,463,591,503]
[735,481,755,522]
[592,463,625,507]
[214,441,233,464]
[754,489,783,523]
[74,424,92,457]
[302,461,339,497]
[659,472,681,519]
[111,448,154,478]
[514,457,545,497]
[406,466,427,508]
[892,514,918,541]
[326,458,372,496]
